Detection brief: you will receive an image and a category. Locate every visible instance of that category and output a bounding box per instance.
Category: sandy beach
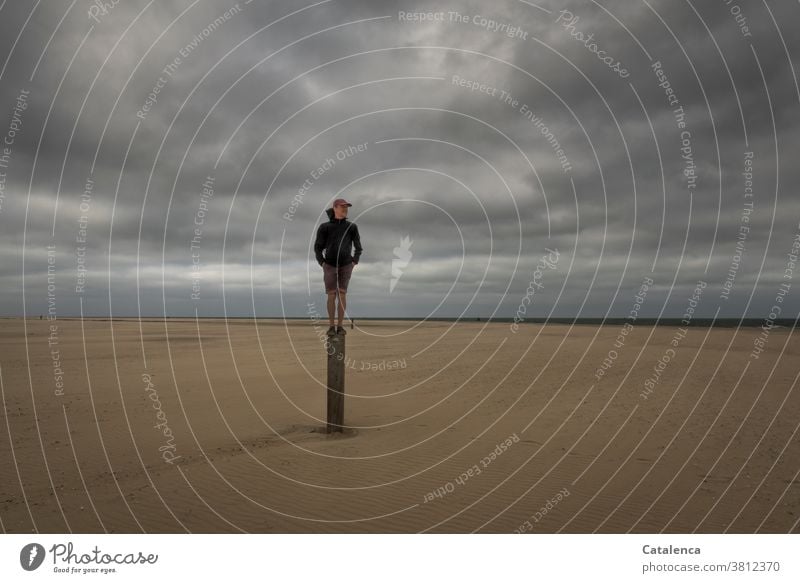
[1,318,798,533]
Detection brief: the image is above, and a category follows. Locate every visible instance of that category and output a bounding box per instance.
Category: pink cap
[332,198,352,207]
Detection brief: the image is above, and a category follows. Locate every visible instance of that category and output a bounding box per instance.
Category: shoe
[336,326,346,335]
[326,326,336,336]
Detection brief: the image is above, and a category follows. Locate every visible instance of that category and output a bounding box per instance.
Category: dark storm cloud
[0,0,797,319]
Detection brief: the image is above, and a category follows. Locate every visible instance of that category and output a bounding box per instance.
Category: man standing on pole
[314,198,363,336]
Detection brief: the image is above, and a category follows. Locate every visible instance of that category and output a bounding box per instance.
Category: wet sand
[1,318,798,533]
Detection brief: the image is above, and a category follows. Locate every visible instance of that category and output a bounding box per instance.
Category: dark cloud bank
[0,0,798,320]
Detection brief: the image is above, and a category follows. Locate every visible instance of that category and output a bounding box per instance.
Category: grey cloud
[0,0,797,320]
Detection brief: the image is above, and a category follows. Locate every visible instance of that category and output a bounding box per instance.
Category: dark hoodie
[314,207,363,266]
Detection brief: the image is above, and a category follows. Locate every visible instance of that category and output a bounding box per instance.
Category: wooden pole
[326,334,346,433]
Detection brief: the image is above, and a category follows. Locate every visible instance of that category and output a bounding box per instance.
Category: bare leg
[327,291,336,326]
[337,290,346,327]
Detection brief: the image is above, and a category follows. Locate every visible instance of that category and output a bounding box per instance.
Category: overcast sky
[0,0,798,319]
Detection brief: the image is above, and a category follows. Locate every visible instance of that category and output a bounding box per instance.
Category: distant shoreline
[4,316,796,328]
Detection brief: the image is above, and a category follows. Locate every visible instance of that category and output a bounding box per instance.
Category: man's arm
[314,224,327,264]
[352,224,363,264]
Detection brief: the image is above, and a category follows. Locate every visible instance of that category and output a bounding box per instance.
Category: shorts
[323,262,355,293]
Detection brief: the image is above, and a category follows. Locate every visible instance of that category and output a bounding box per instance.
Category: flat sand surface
[1,318,798,533]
